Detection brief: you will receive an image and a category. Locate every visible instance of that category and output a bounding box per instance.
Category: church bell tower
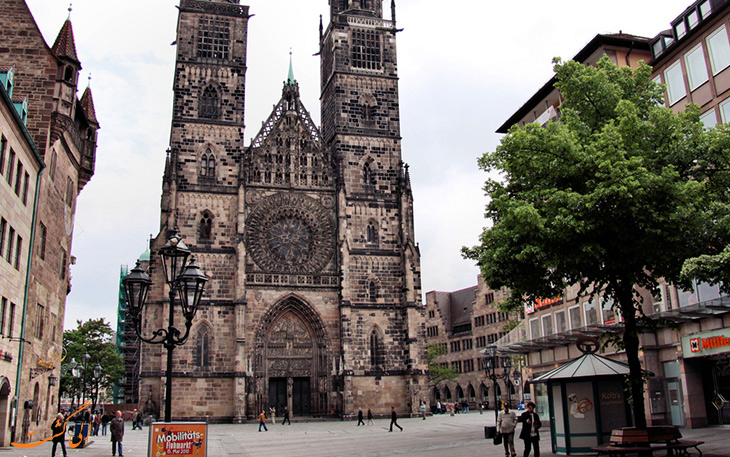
[321,0,428,416]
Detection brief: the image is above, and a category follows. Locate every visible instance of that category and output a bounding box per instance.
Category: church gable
[245,82,333,189]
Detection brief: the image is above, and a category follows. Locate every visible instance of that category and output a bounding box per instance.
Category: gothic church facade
[139,0,427,421]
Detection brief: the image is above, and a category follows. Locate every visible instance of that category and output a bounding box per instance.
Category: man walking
[282,407,291,425]
[110,410,125,457]
[420,402,427,420]
[367,408,374,425]
[388,406,402,432]
[518,402,542,457]
[357,407,365,426]
[258,410,268,432]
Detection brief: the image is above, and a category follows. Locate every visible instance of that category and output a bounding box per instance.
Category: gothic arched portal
[251,296,330,418]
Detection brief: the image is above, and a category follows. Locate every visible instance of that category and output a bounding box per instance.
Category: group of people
[51,409,126,457]
[355,407,375,426]
[496,401,542,457]
[258,407,292,431]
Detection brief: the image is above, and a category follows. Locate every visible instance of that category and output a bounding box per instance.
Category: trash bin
[485,425,497,439]
[71,422,89,447]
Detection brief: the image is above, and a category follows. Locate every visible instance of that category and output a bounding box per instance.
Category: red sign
[525,297,563,315]
[149,422,207,457]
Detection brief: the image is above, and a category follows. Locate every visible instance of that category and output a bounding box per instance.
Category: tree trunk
[616,281,648,429]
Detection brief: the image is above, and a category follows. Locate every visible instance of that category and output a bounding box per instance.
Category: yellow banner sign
[148,422,207,457]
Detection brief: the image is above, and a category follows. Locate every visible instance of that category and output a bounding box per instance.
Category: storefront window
[584,300,600,325]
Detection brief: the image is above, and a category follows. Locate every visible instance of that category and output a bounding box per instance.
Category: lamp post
[512,368,522,404]
[502,355,512,409]
[122,233,209,422]
[483,344,499,422]
[90,364,102,412]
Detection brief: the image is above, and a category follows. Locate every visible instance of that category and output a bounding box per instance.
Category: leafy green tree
[463,56,728,428]
[427,344,458,387]
[62,319,125,410]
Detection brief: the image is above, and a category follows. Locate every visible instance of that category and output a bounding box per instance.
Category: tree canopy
[62,318,124,409]
[463,56,730,428]
[426,344,458,387]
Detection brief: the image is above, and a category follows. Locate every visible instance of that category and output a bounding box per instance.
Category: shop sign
[148,422,207,457]
[524,296,563,315]
[682,329,730,358]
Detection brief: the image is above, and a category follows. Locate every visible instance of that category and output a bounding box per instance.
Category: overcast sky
[23,0,692,331]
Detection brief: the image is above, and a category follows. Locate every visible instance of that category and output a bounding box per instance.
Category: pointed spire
[68,2,72,20]
[80,87,98,125]
[52,19,80,63]
[287,49,296,86]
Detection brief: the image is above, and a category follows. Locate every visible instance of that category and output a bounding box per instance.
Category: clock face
[246,193,335,274]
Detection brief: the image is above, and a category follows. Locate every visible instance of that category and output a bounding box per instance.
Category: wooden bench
[592,426,704,457]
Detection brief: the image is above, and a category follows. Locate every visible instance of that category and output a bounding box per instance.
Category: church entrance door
[268,378,287,416]
[292,377,311,415]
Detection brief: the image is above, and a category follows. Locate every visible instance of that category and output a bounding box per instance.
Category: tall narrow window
[0,218,6,258]
[38,223,46,260]
[36,304,45,338]
[370,330,381,368]
[201,154,208,176]
[6,149,15,185]
[65,178,74,207]
[14,161,23,195]
[6,227,15,262]
[21,171,29,205]
[13,235,22,270]
[207,154,215,177]
[0,135,6,176]
[196,327,209,367]
[200,86,219,119]
[0,297,6,335]
[363,162,375,187]
[199,212,212,240]
[49,149,57,181]
[366,222,376,243]
[60,249,67,279]
[8,303,15,338]
[369,281,376,302]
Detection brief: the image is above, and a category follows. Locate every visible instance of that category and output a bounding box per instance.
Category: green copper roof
[287,52,296,86]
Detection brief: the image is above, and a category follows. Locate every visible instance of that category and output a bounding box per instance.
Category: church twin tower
[141,0,427,421]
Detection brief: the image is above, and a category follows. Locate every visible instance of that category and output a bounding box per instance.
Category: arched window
[201,154,208,176]
[64,66,74,82]
[200,86,219,119]
[444,386,452,402]
[207,153,215,177]
[366,222,377,243]
[369,281,376,302]
[370,329,382,368]
[199,212,212,240]
[363,162,375,187]
[196,326,210,367]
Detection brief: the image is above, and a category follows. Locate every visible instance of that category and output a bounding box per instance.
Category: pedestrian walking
[367,408,374,425]
[479,402,484,415]
[51,413,68,457]
[282,407,291,425]
[357,407,365,426]
[258,410,268,432]
[518,402,542,457]
[110,410,125,457]
[388,406,402,432]
[498,403,518,457]
[93,411,101,436]
[270,406,276,425]
[420,402,427,420]
[101,411,110,436]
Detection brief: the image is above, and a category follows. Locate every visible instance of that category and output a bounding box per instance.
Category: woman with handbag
[497,403,518,457]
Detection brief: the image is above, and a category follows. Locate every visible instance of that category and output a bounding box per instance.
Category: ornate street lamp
[91,364,102,412]
[122,232,208,422]
[482,344,498,422]
[502,355,512,409]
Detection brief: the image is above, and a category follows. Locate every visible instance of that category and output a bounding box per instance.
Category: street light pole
[122,232,209,423]
[502,355,512,409]
[483,344,499,422]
